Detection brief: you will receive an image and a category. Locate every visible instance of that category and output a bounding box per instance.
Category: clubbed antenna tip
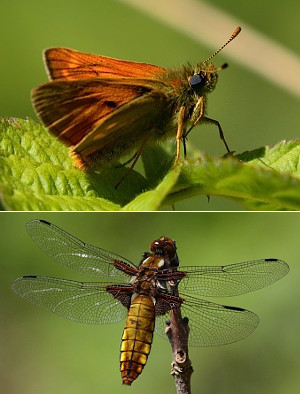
[204,26,241,64]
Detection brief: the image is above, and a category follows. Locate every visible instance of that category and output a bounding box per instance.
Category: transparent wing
[155,295,259,347]
[25,219,137,281]
[11,276,128,324]
[178,259,289,297]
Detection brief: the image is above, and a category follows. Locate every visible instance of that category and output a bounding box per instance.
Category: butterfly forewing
[44,47,166,81]
[155,295,259,347]
[11,276,128,325]
[178,259,290,297]
[25,219,136,282]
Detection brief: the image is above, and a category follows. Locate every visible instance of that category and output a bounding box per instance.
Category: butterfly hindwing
[32,77,170,151]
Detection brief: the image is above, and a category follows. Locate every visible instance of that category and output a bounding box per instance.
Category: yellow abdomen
[120,294,155,385]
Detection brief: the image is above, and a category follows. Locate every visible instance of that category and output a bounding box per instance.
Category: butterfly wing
[32,77,171,163]
[72,84,172,163]
[33,48,172,167]
[44,47,166,81]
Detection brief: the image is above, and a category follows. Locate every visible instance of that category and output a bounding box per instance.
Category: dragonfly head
[150,237,179,268]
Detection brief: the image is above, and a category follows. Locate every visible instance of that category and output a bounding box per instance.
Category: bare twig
[165,306,193,394]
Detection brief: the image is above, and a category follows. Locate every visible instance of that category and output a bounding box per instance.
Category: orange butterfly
[32,27,241,180]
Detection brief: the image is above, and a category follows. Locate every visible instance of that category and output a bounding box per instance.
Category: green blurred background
[1,0,299,210]
[1,212,299,393]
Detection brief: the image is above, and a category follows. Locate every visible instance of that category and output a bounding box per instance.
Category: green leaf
[163,141,300,210]
[122,166,180,211]
[0,117,146,210]
[1,117,300,211]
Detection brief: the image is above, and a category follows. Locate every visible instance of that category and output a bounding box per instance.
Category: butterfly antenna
[203,26,241,64]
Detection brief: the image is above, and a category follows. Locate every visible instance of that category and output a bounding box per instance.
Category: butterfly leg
[115,135,150,189]
[174,106,185,166]
[202,117,232,154]
[116,151,139,168]
[183,95,232,155]
[183,97,205,140]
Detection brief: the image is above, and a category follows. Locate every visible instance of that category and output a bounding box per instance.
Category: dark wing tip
[39,219,51,226]
[223,305,245,312]
[26,219,51,227]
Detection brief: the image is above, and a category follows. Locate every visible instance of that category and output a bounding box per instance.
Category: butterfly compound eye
[189,73,205,93]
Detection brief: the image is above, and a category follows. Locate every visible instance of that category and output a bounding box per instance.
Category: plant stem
[165,306,193,394]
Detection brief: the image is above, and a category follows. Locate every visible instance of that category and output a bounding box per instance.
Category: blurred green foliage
[1,212,299,393]
[1,0,299,210]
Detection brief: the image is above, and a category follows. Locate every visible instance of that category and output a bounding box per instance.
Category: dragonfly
[11,220,289,385]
